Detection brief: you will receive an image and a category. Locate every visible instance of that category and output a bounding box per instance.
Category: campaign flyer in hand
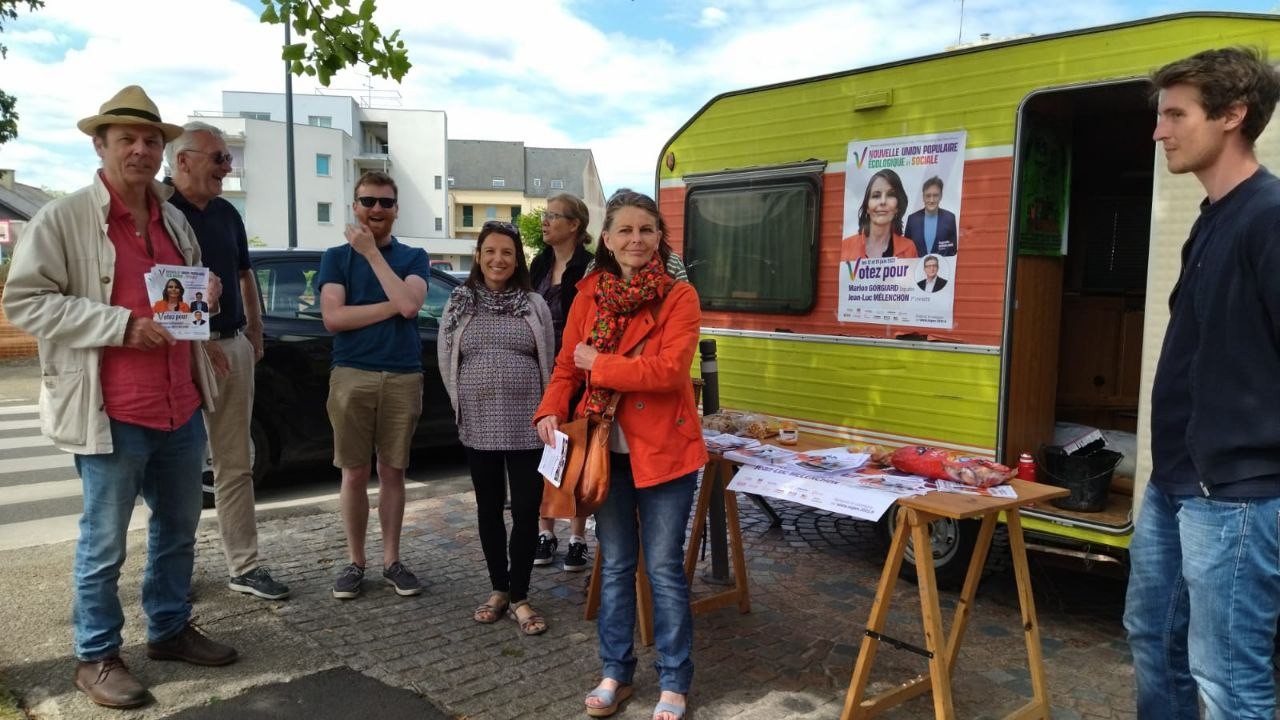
[146,264,211,340]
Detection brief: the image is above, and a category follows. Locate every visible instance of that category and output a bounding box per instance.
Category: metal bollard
[699,339,719,415]
[699,339,731,584]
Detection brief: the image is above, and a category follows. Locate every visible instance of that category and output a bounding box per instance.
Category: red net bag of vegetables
[889,445,1017,488]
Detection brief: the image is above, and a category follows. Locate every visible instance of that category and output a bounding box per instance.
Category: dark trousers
[465,447,544,603]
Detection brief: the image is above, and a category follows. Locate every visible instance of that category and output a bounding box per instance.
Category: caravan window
[684,179,819,313]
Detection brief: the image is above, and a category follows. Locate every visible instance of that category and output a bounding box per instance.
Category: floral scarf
[442,284,530,350]
[584,256,674,414]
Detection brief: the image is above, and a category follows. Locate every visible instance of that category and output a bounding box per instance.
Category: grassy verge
[0,677,25,720]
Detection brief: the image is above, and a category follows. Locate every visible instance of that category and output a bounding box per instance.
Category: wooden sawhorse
[584,455,752,645]
[841,480,1069,719]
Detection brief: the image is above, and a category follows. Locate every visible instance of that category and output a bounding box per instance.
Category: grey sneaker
[563,540,589,572]
[332,563,365,600]
[382,561,422,596]
[533,533,557,566]
[228,567,290,600]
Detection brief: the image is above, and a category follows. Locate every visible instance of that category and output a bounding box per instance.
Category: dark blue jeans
[1124,484,1280,719]
[593,454,697,693]
[72,415,205,660]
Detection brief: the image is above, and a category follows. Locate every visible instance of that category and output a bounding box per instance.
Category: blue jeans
[594,454,697,693]
[72,414,206,660]
[1124,484,1280,719]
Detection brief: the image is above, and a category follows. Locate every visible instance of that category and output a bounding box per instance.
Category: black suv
[202,248,461,502]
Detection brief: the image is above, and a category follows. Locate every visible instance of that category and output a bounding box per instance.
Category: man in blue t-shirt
[317,171,430,600]
[1124,47,1280,720]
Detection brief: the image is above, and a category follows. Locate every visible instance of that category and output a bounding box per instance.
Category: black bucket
[1039,446,1122,512]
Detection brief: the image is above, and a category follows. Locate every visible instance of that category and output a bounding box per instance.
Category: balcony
[221,168,245,193]
[455,214,521,236]
[357,122,390,169]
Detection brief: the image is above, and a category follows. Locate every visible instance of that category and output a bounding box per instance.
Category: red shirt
[98,171,201,430]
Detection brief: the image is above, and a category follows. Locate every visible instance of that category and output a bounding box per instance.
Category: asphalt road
[0,358,473,551]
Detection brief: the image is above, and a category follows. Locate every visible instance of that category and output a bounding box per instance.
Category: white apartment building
[188,91,470,260]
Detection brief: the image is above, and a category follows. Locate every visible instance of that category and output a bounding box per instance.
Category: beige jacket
[2,173,218,455]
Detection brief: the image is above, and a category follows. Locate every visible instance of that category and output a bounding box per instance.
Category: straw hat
[77,85,183,143]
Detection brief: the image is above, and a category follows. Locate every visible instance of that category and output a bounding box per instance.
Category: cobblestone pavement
[187,484,1137,720]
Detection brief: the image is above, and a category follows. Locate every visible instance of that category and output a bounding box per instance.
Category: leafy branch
[259,0,411,87]
[0,0,44,146]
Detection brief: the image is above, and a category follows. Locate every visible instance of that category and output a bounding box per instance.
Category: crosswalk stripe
[0,480,432,551]
[0,405,38,416]
[0,454,75,472]
[0,419,41,431]
[0,478,81,504]
[0,435,54,451]
[0,510,149,553]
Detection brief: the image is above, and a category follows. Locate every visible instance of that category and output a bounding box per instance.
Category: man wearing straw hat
[3,85,238,709]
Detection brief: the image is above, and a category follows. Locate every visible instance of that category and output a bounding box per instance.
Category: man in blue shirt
[318,171,430,600]
[904,176,957,257]
[1124,47,1280,720]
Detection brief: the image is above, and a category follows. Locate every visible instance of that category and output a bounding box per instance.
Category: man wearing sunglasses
[317,170,431,600]
[165,121,289,603]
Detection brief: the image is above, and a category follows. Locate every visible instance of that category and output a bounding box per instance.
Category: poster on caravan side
[838,131,966,329]
[146,264,210,340]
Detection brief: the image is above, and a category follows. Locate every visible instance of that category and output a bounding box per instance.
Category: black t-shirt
[167,183,251,335]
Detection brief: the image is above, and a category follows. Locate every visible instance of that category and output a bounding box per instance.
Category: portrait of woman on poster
[840,169,920,261]
[534,190,708,720]
[152,277,190,314]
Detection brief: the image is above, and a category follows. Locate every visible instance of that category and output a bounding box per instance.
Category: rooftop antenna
[957,0,965,46]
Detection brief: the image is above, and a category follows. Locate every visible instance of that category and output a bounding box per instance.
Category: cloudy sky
[0,0,1275,196]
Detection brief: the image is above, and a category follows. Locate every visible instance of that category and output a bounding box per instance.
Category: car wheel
[200,419,271,509]
[877,510,982,590]
[250,417,270,486]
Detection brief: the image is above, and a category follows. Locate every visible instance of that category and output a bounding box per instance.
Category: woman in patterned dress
[439,221,555,635]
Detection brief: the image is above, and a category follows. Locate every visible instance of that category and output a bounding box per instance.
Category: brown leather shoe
[74,656,148,708]
[146,624,238,666]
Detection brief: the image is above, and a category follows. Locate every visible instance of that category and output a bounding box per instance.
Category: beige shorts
[327,366,423,470]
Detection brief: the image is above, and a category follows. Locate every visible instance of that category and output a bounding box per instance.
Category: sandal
[585,681,633,718]
[509,600,548,636]
[652,699,687,720]
[473,592,509,624]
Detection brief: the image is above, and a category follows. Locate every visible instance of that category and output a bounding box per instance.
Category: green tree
[0,0,44,146]
[259,0,411,87]
[518,209,545,253]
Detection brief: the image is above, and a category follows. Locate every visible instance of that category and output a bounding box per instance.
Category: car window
[419,273,453,328]
[257,260,321,320]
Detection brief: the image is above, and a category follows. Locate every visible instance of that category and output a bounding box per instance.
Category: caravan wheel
[877,511,981,590]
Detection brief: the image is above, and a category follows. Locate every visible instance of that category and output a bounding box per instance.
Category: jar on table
[777,420,798,445]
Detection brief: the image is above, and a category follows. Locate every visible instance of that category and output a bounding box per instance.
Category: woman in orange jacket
[535,189,706,720]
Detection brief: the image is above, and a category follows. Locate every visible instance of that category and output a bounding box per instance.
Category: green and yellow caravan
[656,12,1280,586]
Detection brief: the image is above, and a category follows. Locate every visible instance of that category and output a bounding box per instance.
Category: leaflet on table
[932,480,1018,498]
[727,464,899,522]
[845,469,932,497]
[145,264,210,340]
[791,449,871,474]
[537,430,569,488]
[704,433,761,453]
[723,444,797,466]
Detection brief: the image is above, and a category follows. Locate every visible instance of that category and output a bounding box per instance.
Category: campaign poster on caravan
[146,264,211,341]
[838,131,966,329]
